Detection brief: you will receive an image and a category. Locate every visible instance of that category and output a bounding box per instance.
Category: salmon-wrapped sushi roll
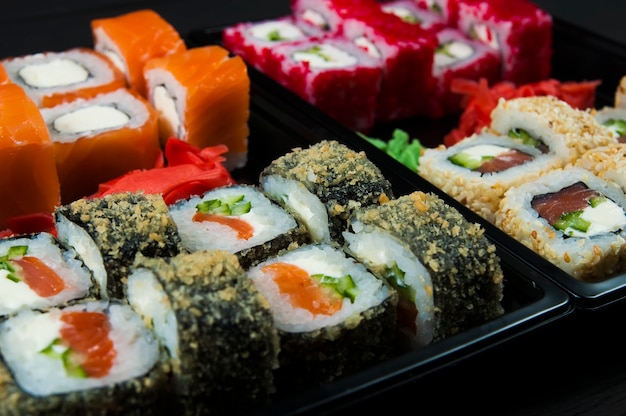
[91,9,187,97]
[143,46,250,170]
[1,47,126,108]
[40,87,161,204]
[0,84,60,231]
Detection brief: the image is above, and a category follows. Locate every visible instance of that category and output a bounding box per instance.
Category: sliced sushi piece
[0,301,171,415]
[380,0,447,31]
[266,34,383,131]
[260,140,394,245]
[1,47,126,108]
[168,184,310,269]
[54,192,184,300]
[0,232,96,319]
[143,45,250,170]
[247,243,397,388]
[343,191,505,348]
[575,143,626,196]
[127,250,280,414]
[426,27,501,118]
[0,84,60,231]
[488,95,618,162]
[91,9,187,97]
[455,0,553,85]
[592,106,626,143]
[222,16,309,81]
[40,88,161,204]
[418,132,560,223]
[289,0,378,36]
[496,166,626,282]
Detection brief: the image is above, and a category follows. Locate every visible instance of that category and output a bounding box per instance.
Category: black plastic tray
[188,26,573,415]
[190,16,626,312]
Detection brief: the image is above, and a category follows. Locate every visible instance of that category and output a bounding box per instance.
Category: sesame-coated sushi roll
[496,167,626,282]
[260,140,394,245]
[40,88,161,204]
[0,232,97,319]
[91,9,186,97]
[267,34,383,131]
[418,132,561,223]
[127,250,280,414]
[576,143,626,193]
[343,191,504,347]
[1,48,126,108]
[247,243,397,388]
[222,16,309,81]
[592,106,626,143]
[488,96,617,161]
[54,192,184,300]
[0,301,171,416]
[454,0,553,84]
[168,184,310,269]
[143,45,250,170]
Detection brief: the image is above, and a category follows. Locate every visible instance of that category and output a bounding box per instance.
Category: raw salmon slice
[12,256,65,297]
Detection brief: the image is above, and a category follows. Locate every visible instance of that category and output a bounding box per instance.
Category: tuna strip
[476,149,534,174]
[531,182,598,225]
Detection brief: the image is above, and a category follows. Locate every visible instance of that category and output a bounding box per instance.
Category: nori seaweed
[131,250,280,416]
[260,140,394,245]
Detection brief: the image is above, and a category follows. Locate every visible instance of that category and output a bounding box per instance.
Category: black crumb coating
[349,191,505,341]
[0,350,174,416]
[54,192,185,299]
[260,140,394,244]
[274,295,398,392]
[131,250,280,415]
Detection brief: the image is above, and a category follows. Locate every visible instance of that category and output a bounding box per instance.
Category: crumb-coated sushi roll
[247,243,397,388]
[418,132,560,223]
[496,166,626,281]
[54,192,184,300]
[488,96,617,161]
[1,47,126,108]
[168,184,310,269]
[126,250,280,415]
[40,88,161,204]
[0,232,97,319]
[260,140,394,245]
[0,301,171,416]
[343,191,504,346]
[576,143,626,193]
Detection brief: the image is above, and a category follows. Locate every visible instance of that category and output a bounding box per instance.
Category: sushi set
[1,0,626,414]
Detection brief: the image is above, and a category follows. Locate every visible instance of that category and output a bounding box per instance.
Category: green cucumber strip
[590,195,607,208]
[196,194,251,216]
[507,128,541,147]
[603,118,626,137]
[448,152,492,170]
[311,273,358,303]
[62,349,88,378]
[384,263,416,303]
[553,210,591,233]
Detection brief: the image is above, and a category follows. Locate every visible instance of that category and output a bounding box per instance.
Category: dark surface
[3,1,626,415]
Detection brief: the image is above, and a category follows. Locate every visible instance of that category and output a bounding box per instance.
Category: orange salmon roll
[144,45,250,170]
[1,48,126,108]
[40,88,161,204]
[0,84,61,229]
[91,9,187,97]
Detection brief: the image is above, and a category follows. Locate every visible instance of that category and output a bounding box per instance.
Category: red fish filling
[531,182,601,233]
[1,245,65,297]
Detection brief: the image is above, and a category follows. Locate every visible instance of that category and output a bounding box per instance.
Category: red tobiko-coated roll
[222,16,309,81]
[426,27,501,118]
[379,0,447,32]
[414,0,461,26]
[290,0,380,36]
[455,0,553,85]
[268,34,382,132]
[340,4,438,121]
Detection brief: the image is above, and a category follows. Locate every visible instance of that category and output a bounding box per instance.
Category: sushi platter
[2,0,626,415]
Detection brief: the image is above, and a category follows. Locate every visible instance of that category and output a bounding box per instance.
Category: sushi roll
[414,0,460,26]
[247,243,397,387]
[289,0,378,35]
[0,301,171,415]
[260,140,394,245]
[488,96,618,161]
[496,167,626,282]
[91,9,187,97]
[592,106,626,143]
[54,192,184,300]
[127,250,280,414]
[0,84,60,231]
[1,47,126,108]
[143,45,250,170]
[343,191,505,348]
[380,0,447,31]
[575,143,626,195]
[418,132,561,223]
[222,16,309,81]
[0,232,97,319]
[426,27,501,118]
[40,88,161,204]
[454,0,553,85]
[266,34,383,131]
[168,184,310,269]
